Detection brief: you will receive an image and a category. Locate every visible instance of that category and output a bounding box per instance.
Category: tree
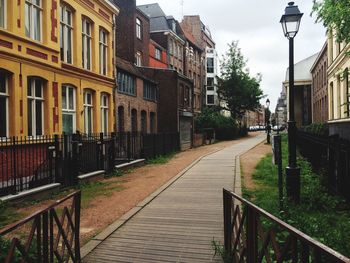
[217,41,264,121]
[313,0,350,43]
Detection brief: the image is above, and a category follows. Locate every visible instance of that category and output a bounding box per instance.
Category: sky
[136,0,326,110]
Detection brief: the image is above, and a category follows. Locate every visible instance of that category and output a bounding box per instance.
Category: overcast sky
[136,0,326,110]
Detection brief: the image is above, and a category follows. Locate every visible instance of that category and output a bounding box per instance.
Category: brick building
[181,26,204,114]
[138,4,185,74]
[113,0,157,133]
[149,39,167,69]
[141,68,194,150]
[311,42,328,124]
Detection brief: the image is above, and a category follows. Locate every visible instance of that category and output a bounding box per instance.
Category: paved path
[83,134,265,263]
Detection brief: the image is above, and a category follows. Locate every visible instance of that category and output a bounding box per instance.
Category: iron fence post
[153,134,156,158]
[223,190,232,254]
[12,136,17,194]
[246,206,258,263]
[99,132,104,170]
[75,191,82,262]
[42,211,49,263]
[110,132,116,173]
[54,135,60,184]
[71,134,80,185]
[127,132,131,161]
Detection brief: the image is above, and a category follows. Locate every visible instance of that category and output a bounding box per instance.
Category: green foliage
[0,237,37,262]
[217,41,264,120]
[194,107,246,140]
[145,152,177,165]
[0,201,21,229]
[211,239,232,263]
[247,134,350,256]
[313,0,350,43]
[301,123,329,137]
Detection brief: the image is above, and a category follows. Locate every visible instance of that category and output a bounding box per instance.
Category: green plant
[301,123,329,137]
[0,237,37,262]
[145,152,176,165]
[211,238,232,263]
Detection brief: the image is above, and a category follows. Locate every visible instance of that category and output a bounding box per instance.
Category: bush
[194,108,245,140]
[301,123,329,137]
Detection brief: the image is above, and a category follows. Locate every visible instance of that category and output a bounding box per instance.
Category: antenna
[180,0,184,18]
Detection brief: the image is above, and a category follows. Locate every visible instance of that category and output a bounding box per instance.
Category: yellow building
[327,30,350,140]
[0,0,119,137]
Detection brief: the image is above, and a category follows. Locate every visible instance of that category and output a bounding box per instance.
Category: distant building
[327,30,350,140]
[275,90,288,127]
[310,42,328,124]
[244,108,265,127]
[283,53,319,127]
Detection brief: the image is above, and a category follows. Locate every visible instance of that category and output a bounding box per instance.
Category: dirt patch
[241,141,271,190]
[14,133,261,245]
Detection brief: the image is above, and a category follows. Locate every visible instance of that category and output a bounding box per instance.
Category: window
[25,0,42,41]
[27,78,44,136]
[207,95,214,105]
[135,52,142,66]
[150,112,156,133]
[207,57,214,73]
[0,71,8,137]
[131,109,137,133]
[141,110,147,134]
[136,18,142,39]
[62,85,76,134]
[330,82,334,120]
[99,29,108,75]
[117,106,124,133]
[101,94,108,134]
[345,69,349,118]
[0,0,5,28]
[60,5,73,64]
[117,71,136,95]
[82,18,92,70]
[84,90,93,134]
[155,48,161,60]
[207,77,214,89]
[143,81,157,101]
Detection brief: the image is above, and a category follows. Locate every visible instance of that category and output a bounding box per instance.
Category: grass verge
[244,134,350,257]
[145,152,177,165]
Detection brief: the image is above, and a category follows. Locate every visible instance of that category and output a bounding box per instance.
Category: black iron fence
[223,189,349,262]
[0,191,81,262]
[0,132,179,197]
[296,131,350,200]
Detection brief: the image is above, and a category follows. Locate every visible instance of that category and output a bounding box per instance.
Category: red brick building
[149,39,167,69]
[311,42,328,124]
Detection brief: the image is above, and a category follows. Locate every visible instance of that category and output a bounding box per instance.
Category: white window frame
[100,93,108,134]
[0,72,9,138]
[27,78,44,137]
[155,48,161,60]
[84,90,93,134]
[136,18,142,39]
[0,0,6,29]
[82,18,92,70]
[99,29,108,76]
[60,4,73,64]
[135,51,142,66]
[25,0,42,41]
[62,85,76,134]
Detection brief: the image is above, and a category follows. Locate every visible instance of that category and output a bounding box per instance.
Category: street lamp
[280,2,303,203]
[266,99,271,144]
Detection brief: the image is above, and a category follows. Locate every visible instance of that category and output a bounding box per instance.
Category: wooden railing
[0,191,81,263]
[223,189,350,263]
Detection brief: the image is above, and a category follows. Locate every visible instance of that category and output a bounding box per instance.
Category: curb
[80,146,226,259]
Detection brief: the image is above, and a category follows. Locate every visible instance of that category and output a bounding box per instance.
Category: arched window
[118,106,124,133]
[27,77,45,136]
[101,93,109,134]
[131,109,137,133]
[0,70,9,137]
[330,82,334,120]
[344,68,349,118]
[150,112,156,134]
[141,110,147,134]
[0,0,6,28]
[84,90,94,134]
[82,17,92,70]
[99,28,108,75]
[62,85,76,134]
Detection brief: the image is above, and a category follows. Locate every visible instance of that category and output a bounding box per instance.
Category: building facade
[113,0,157,133]
[275,90,287,127]
[0,0,118,138]
[311,42,328,124]
[327,30,350,140]
[149,39,167,69]
[283,53,318,128]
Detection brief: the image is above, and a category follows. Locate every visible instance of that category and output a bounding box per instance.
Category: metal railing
[0,191,81,263]
[296,131,350,201]
[223,189,350,262]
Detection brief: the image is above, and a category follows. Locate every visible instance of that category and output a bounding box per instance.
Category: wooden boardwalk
[83,134,265,263]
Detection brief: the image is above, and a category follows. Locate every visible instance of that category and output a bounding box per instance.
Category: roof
[181,26,203,51]
[116,57,156,84]
[310,41,327,73]
[137,3,165,18]
[285,53,319,82]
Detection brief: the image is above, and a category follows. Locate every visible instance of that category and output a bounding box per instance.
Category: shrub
[301,123,329,137]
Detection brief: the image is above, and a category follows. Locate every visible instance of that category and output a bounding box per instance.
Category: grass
[244,134,350,257]
[145,152,177,165]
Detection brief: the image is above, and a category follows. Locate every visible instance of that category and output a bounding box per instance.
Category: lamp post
[280,2,303,203]
[266,99,271,144]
